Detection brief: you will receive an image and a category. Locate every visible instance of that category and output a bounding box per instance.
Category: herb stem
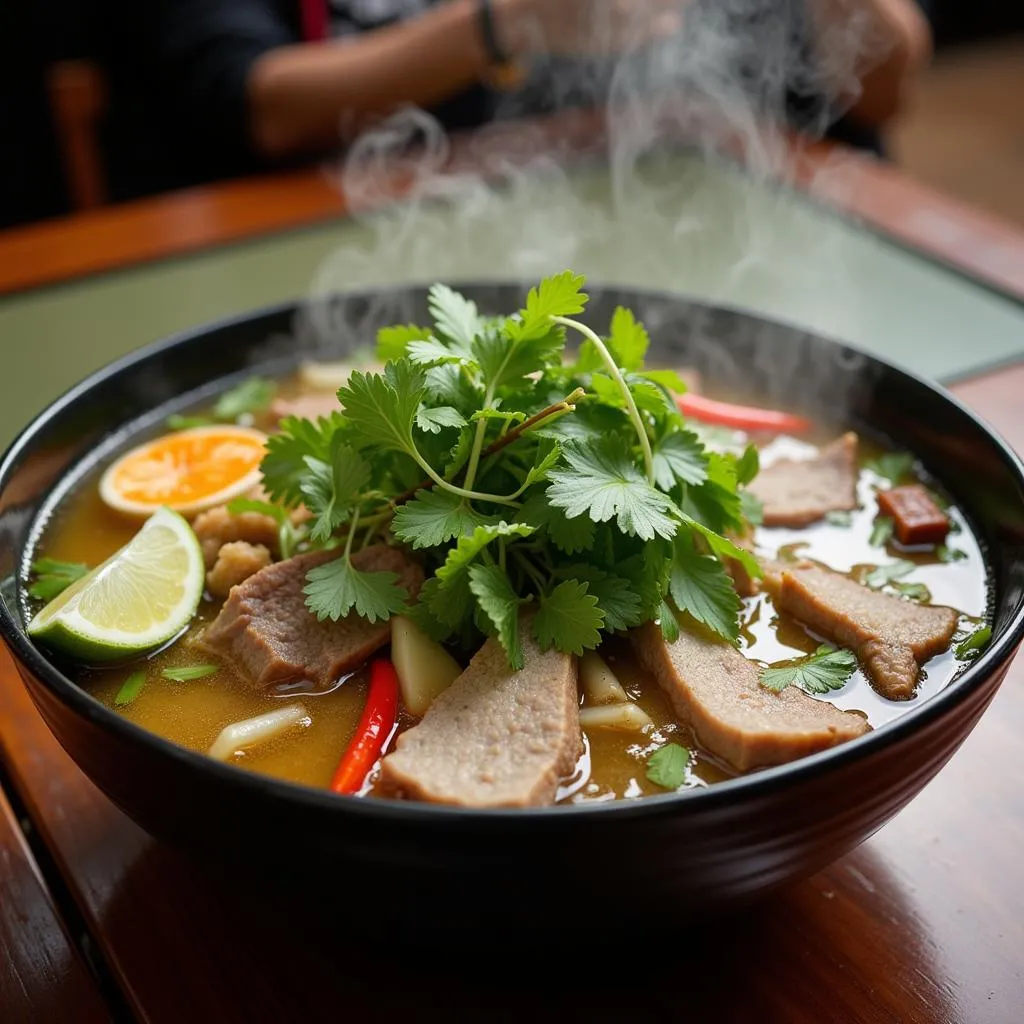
[551,315,655,484]
[391,391,584,509]
[411,448,519,505]
[343,507,361,560]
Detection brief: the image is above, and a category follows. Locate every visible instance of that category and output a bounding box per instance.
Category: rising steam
[293,0,895,394]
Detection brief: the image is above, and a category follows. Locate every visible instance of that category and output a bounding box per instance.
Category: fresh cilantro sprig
[760,645,858,695]
[255,272,763,667]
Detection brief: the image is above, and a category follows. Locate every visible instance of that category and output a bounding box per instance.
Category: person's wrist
[486,0,530,61]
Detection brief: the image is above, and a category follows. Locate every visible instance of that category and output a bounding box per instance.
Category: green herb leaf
[658,599,681,642]
[681,452,744,535]
[955,624,991,659]
[760,645,857,695]
[377,324,431,362]
[260,413,345,507]
[605,306,649,371]
[299,442,370,544]
[339,362,426,457]
[937,544,968,563]
[114,671,147,706]
[406,338,466,367]
[532,579,604,655]
[869,517,894,547]
[734,444,760,487]
[867,451,915,485]
[517,495,595,555]
[639,369,689,394]
[824,510,853,527]
[547,438,679,541]
[303,555,408,624]
[864,559,915,589]
[161,664,219,682]
[740,490,764,527]
[392,490,492,550]
[467,563,524,669]
[225,497,287,523]
[890,580,931,602]
[553,564,644,632]
[508,270,587,342]
[680,513,761,580]
[167,414,215,431]
[646,743,690,789]
[415,405,468,434]
[669,532,742,642]
[28,558,89,601]
[435,522,536,588]
[213,378,276,421]
[651,430,709,490]
[428,284,483,352]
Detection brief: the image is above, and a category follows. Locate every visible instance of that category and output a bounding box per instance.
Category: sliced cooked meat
[377,621,582,807]
[877,485,950,546]
[632,621,869,772]
[197,545,423,690]
[749,432,859,527]
[764,562,958,700]
[192,504,280,568]
[206,541,272,598]
[270,394,340,424]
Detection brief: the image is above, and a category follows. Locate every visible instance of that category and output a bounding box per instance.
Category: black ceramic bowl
[2,284,1023,927]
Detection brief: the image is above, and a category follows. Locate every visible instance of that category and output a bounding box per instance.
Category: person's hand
[493,0,686,59]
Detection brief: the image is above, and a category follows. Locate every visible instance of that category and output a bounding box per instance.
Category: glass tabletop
[3,152,1023,448]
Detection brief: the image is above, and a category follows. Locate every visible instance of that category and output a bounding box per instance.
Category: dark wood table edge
[0,774,115,1023]
[1,109,1024,304]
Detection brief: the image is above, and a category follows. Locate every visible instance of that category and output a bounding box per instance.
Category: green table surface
[3,154,1023,448]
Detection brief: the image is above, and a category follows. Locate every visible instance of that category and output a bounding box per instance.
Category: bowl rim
[3,283,1023,827]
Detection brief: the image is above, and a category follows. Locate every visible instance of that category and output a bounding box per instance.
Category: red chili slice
[676,393,812,434]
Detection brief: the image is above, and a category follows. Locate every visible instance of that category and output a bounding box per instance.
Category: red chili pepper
[330,658,399,795]
[677,393,812,434]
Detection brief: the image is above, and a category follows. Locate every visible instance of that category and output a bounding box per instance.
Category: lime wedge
[27,507,205,662]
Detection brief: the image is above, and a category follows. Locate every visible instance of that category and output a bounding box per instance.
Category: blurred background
[1,0,1021,232]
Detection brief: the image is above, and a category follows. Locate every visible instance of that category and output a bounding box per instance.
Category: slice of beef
[270,394,340,424]
[197,545,423,690]
[763,562,958,700]
[749,432,859,527]
[632,621,869,772]
[192,504,280,568]
[206,541,272,598]
[378,621,582,807]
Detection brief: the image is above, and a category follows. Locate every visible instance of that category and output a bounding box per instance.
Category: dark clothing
[97,0,904,202]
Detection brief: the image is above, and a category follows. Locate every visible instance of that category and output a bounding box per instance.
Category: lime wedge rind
[27,507,204,662]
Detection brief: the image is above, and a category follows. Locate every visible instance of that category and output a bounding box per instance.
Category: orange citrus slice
[99,425,268,517]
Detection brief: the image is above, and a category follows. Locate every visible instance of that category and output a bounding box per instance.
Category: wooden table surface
[2,116,1024,1023]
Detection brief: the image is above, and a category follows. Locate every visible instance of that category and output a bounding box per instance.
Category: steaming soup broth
[27,370,989,803]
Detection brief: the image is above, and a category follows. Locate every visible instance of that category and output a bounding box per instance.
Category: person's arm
[247,0,683,159]
[247,0,493,158]
[809,0,932,127]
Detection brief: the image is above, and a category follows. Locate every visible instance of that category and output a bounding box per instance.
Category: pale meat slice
[631,621,869,772]
[749,432,859,527]
[378,624,582,807]
[763,562,958,700]
[206,541,272,598]
[197,545,422,690]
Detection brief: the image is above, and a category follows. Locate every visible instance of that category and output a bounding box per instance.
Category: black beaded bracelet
[477,0,510,66]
